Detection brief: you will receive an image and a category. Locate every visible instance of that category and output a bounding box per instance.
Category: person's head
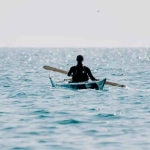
[76,55,84,63]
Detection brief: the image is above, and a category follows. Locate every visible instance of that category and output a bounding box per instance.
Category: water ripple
[0,48,150,150]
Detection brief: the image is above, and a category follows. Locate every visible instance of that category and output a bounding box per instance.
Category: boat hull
[49,76,106,90]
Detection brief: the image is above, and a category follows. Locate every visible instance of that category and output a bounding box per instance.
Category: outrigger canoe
[49,76,106,90]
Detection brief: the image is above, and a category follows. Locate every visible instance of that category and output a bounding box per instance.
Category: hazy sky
[0,0,150,47]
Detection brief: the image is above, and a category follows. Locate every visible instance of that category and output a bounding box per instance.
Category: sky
[0,0,150,47]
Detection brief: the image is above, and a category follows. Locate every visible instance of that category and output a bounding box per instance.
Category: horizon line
[0,46,150,48]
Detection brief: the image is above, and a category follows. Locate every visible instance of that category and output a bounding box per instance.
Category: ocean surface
[0,47,150,150]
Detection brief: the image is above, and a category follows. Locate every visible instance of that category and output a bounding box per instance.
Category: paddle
[43,65,125,87]
[43,65,68,74]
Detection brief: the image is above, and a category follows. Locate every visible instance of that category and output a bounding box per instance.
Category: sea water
[0,47,150,150]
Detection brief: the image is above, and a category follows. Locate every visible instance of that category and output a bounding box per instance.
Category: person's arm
[86,67,97,81]
[67,67,73,76]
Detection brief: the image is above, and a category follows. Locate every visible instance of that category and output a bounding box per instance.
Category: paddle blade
[106,81,125,87]
[43,65,68,74]
[96,79,125,87]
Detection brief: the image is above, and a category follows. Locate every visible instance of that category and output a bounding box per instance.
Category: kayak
[49,76,106,90]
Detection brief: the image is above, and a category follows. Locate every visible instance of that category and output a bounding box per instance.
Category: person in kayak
[68,55,98,82]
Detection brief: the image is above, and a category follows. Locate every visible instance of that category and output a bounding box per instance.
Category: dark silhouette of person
[68,55,98,82]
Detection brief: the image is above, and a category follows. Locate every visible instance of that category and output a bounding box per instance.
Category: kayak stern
[49,75,106,90]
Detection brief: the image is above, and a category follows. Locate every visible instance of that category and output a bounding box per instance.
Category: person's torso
[72,65,89,82]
